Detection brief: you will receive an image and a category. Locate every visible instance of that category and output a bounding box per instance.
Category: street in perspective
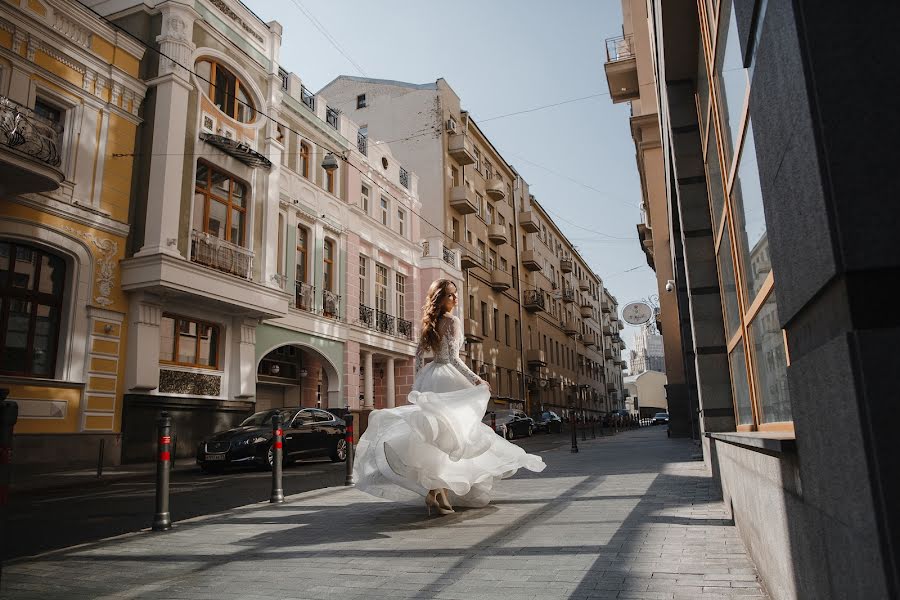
[0,1,896,599]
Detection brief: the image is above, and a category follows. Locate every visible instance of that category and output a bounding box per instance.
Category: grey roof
[319,75,438,94]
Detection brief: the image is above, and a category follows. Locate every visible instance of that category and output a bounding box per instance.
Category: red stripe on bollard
[274,441,283,449]
[161,436,171,445]
[276,429,283,437]
[159,451,170,461]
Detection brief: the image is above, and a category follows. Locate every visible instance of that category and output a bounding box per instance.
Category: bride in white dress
[353,279,546,515]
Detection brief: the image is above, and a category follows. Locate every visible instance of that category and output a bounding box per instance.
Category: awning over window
[199,132,272,169]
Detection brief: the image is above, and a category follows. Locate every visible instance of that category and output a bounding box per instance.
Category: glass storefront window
[750,292,791,423]
[714,0,749,165]
[729,342,753,425]
[731,120,770,302]
[717,227,741,338]
[706,128,725,227]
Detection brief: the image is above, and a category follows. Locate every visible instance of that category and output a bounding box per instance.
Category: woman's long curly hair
[419,279,457,352]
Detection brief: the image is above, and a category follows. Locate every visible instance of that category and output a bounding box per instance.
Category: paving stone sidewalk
[1,428,767,600]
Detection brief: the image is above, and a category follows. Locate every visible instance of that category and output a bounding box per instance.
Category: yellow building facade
[0,0,145,468]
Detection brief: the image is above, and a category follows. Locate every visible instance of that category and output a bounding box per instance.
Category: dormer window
[196,59,256,123]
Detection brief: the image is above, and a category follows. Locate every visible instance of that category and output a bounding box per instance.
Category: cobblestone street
[2,428,767,600]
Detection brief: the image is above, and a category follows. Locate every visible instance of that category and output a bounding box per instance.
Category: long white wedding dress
[353,314,546,508]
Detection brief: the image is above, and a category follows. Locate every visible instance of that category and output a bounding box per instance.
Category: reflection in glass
[160,316,175,362]
[697,33,710,135]
[178,320,197,365]
[32,304,58,376]
[208,200,227,239]
[714,0,749,165]
[750,292,791,423]
[706,130,725,227]
[717,227,741,338]
[730,342,753,425]
[5,299,31,373]
[197,323,219,368]
[732,120,770,301]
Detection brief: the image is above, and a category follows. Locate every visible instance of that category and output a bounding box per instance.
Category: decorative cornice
[51,9,91,50]
[206,0,265,45]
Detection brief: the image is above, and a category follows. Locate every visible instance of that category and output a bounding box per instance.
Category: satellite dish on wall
[622,302,654,326]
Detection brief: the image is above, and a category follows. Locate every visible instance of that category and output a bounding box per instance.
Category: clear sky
[244,0,659,345]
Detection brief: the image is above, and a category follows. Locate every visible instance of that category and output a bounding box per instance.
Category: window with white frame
[380,197,389,226]
[475,192,483,218]
[359,255,367,305]
[395,273,406,318]
[485,203,494,225]
[360,184,370,214]
[397,208,406,237]
[375,264,388,313]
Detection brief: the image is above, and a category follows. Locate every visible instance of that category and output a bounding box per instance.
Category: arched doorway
[255,343,341,410]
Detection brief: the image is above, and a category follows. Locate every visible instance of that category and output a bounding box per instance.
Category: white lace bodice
[414,315,482,386]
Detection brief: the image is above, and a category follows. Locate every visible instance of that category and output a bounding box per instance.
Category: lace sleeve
[446,316,484,387]
[414,342,424,377]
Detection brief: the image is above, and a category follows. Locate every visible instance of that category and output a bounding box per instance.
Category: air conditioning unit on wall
[446,118,458,134]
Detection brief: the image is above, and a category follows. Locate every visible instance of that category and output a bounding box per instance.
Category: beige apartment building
[318,77,527,414]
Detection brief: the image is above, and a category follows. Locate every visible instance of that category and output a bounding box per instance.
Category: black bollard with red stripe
[152,411,172,531]
[344,413,354,486]
[270,412,284,503]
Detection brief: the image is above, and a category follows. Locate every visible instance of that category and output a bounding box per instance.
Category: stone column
[231,318,257,399]
[125,295,161,391]
[385,357,395,408]
[135,1,197,258]
[363,351,374,410]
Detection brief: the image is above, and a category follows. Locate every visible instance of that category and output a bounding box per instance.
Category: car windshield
[240,409,294,427]
[654,413,668,418]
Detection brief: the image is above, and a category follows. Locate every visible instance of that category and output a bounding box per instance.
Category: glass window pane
[714,0,749,165]
[32,304,58,376]
[178,320,198,364]
[13,246,36,290]
[160,316,175,362]
[717,227,741,338]
[5,299,32,373]
[697,33,710,134]
[230,208,245,245]
[195,162,208,187]
[231,180,246,208]
[38,253,65,295]
[197,323,219,368]
[210,171,229,200]
[731,120,770,302]
[207,200,227,238]
[750,292,791,423]
[706,129,725,227]
[729,342,753,425]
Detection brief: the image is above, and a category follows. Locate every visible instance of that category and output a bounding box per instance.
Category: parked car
[532,410,563,434]
[197,407,347,472]
[653,411,670,425]
[484,409,533,440]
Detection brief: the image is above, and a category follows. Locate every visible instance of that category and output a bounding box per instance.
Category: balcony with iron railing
[0,95,65,194]
[399,167,409,189]
[358,304,414,341]
[322,289,341,318]
[190,230,254,280]
[292,281,315,312]
[301,86,315,112]
[357,131,367,155]
[561,287,575,303]
[604,34,639,103]
[523,288,546,312]
[326,106,339,129]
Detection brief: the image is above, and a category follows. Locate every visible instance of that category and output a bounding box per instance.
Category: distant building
[623,370,667,418]
[630,322,664,374]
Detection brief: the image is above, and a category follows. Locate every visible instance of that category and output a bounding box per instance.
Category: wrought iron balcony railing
[376,309,395,335]
[301,86,315,112]
[397,318,413,340]
[359,304,375,328]
[326,106,339,129]
[523,289,546,310]
[293,281,315,312]
[190,230,253,279]
[442,245,455,266]
[605,34,635,62]
[323,289,341,318]
[357,131,367,156]
[399,167,409,189]
[1,95,62,168]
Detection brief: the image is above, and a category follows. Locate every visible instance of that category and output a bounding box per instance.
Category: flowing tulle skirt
[353,362,546,508]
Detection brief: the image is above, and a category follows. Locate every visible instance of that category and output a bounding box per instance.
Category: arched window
[0,241,66,377]
[299,142,310,178]
[194,161,248,246]
[326,165,336,194]
[195,59,256,123]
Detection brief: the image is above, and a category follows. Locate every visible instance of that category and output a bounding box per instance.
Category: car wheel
[330,438,348,462]
[527,425,533,437]
[506,426,514,440]
[262,444,275,470]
